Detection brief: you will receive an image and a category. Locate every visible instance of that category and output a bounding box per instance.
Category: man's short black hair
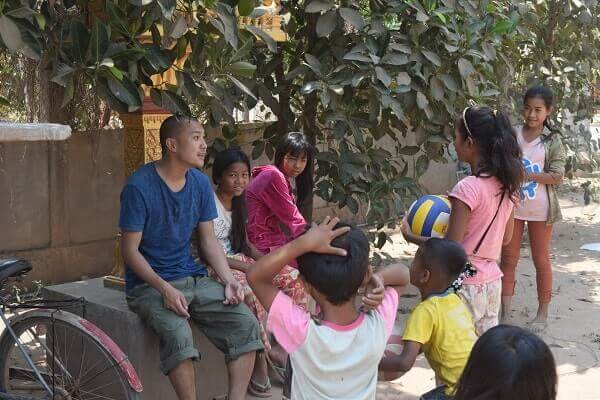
[297,223,370,305]
[159,113,199,155]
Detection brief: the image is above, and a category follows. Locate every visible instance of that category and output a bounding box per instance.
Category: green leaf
[50,63,75,87]
[491,19,513,35]
[5,7,35,18]
[316,10,337,37]
[169,14,188,39]
[305,0,334,13]
[60,78,75,109]
[0,16,24,54]
[316,151,338,163]
[107,74,142,108]
[238,0,256,16]
[70,20,90,63]
[346,196,359,214]
[440,74,458,92]
[228,75,257,101]
[457,58,474,77]
[216,3,238,49]
[416,155,429,176]
[304,54,324,76]
[397,71,411,85]
[129,0,154,5]
[33,13,46,30]
[150,88,191,116]
[252,141,265,160]
[422,50,441,67]
[375,66,392,87]
[416,91,429,109]
[343,52,372,63]
[0,95,10,106]
[89,19,109,63]
[339,8,365,30]
[229,61,257,77]
[398,146,420,156]
[381,53,409,65]
[244,25,278,53]
[481,88,500,97]
[301,81,321,95]
[157,0,176,19]
[429,77,444,101]
[108,66,124,80]
[389,43,411,54]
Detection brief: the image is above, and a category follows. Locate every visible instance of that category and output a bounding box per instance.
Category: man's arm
[121,231,190,317]
[197,220,244,304]
[247,217,349,311]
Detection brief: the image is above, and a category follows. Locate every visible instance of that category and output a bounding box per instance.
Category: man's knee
[158,320,199,375]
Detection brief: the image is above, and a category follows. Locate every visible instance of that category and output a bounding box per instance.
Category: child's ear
[420,269,431,284]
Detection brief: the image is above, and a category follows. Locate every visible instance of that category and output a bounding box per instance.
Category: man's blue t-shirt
[119,162,217,292]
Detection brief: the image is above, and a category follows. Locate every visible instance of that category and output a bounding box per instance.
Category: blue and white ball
[406,195,451,238]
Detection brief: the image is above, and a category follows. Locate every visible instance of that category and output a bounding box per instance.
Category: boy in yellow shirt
[379,238,478,399]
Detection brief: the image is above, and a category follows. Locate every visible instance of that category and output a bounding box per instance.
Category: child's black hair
[456,106,524,199]
[274,132,315,208]
[297,223,369,305]
[524,86,558,135]
[417,238,469,286]
[454,324,557,400]
[212,148,251,255]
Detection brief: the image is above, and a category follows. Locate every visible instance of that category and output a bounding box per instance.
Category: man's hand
[400,216,414,243]
[299,216,351,255]
[160,283,190,318]
[361,272,385,311]
[223,280,245,305]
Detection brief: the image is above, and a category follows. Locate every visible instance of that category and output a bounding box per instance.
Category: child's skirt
[459,278,502,336]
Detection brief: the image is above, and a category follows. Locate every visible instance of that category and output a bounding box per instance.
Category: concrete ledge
[43,278,229,400]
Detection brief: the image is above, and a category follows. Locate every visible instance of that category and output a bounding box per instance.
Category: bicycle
[0,258,143,400]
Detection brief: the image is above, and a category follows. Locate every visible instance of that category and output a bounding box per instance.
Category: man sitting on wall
[119,114,262,400]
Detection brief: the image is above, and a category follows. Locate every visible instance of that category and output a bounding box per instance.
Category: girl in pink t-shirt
[402,106,524,335]
[500,86,565,329]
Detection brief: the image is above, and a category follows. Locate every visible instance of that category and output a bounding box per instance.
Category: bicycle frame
[0,312,53,396]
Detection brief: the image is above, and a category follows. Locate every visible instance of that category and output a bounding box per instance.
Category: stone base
[43,278,229,400]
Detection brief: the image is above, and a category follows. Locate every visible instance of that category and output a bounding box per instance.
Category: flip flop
[265,353,287,383]
[247,377,272,398]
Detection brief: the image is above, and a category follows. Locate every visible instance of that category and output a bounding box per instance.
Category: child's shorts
[127,275,264,374]
[421,386,453,400]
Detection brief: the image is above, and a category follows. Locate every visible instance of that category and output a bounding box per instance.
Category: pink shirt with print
[449,176,515,284]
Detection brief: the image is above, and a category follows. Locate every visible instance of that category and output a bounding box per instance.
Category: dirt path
[377,176,600,400]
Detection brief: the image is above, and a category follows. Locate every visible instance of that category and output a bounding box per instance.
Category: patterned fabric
[458,279,502,336]
[421,386,454,400]
[204,253,309,350]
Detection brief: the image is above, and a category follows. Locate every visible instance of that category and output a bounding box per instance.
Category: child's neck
[318,300,360,326]
[522,124,544,140]
[419,284,451,300]
[216,188,234,211]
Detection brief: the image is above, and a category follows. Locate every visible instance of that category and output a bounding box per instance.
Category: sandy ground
[376,176,600,400]
[2,177,598,400]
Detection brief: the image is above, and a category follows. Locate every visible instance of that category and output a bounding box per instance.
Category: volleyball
[378,325,405,381]
[406,195,451,238]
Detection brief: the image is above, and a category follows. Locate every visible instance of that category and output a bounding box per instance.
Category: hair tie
[492,109,498,117]
[449,262,478,293]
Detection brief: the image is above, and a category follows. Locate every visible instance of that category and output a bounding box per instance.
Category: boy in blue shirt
[120,114,262,400]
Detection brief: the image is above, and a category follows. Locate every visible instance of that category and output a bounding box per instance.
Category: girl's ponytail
[458,106,524,199]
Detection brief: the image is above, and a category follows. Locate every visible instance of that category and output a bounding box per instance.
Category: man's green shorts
[127,275,263,374]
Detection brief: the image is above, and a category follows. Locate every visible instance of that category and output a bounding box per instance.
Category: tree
[235,0,521,247]
[498,0,600,173]
[0,0,271,126]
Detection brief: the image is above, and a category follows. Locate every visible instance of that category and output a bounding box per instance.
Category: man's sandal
[247,377,272,398]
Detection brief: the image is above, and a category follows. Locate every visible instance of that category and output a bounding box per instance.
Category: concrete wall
[0,125,456,285]
[0,130,124,284]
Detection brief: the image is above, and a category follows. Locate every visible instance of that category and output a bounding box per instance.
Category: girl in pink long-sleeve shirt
[246,132,315,255]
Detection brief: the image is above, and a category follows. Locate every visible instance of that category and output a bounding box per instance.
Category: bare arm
[226,257,252,272]
[197,220,244,303]
[503,210,515,246]
[379,341,422,373]
[445,197,472,243]
[121,231,190,317]
[528,171,563,185]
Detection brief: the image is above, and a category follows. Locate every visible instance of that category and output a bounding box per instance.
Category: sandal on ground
[247,377,272,398]
[265,353,287,383]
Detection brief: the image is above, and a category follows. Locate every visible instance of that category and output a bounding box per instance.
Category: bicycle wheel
[0,310,140,400]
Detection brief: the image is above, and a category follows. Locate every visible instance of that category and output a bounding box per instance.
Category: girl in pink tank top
[402,106,524,335]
